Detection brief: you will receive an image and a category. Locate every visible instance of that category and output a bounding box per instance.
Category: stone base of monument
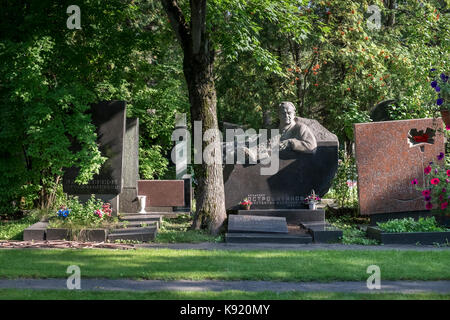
[225,215,313,244]
[300,222,343,243]
[226,232,313,244]
[366,226,450,245]
[23,221,49,241]
[237,209,325,224]
[228,210,343,244]
[23,213,161,243]
[106,213,161,242]
[45,228,108,242]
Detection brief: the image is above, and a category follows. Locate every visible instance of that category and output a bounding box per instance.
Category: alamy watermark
[66,5,81,30]
[66,265,81,290]
[366,265,381,290]
[367,5,381,31]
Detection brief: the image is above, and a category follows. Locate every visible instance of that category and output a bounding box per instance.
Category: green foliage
[0,210,44,240]
[377,217,448,233]
[48,195,117,229]
[139,146,170,180]
[328,215,379,245]
[330,151,358,208]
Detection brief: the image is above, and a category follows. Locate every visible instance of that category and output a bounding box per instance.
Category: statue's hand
[279,140,290,151]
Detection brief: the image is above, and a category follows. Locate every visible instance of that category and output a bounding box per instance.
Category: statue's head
[279,101,296,126]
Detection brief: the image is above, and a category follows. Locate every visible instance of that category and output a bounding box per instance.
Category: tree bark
[384,0,396,27]
[161,0,226,234]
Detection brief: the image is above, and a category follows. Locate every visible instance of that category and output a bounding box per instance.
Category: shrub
[49,195,116,229]
[377,217,447,233]
[329,150,358,208]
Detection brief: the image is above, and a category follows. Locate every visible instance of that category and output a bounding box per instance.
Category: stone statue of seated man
[222,101,317,164]
[278,101,317,153]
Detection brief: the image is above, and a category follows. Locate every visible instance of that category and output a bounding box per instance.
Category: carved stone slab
[354,118,445,215]
[228,215,288,234]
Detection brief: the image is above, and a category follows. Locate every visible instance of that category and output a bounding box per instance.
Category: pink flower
[443,188,447,193]
[424,166,432,174]
[441,202,448,210]
[447,170,450,177]
[94,209,103,218]
[426,202,433,210]
[422,190,431,197]
[411,179,418,185]
[431,178,440,185]
[439,194,443,201]
[446,125,450,131]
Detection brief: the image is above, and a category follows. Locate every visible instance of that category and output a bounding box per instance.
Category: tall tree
[160,0,226,234]
[160,0,314,233]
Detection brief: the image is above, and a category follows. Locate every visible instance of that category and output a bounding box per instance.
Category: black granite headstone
[224,118,338,210]
[63,100,126,194]
[228,215,288,234]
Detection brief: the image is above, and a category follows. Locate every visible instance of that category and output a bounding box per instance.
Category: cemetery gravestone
[354,118,445,216]
[224,117,339,210]
[63,100,127,214]
[119,118,140,213]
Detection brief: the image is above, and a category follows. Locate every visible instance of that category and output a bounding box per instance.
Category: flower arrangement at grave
[411,152,450,216]
[50,195,117,229]
[430,69,450,127]
[304,192,321,204]
[239,198,253,210]
[304,190,321,210]
[57,206,70,219]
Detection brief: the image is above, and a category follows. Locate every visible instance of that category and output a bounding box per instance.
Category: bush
[48,195,117,230]
[377,217,447,233]
[329,150,358,208]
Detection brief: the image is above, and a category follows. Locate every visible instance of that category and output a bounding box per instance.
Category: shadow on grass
[0,249,448,282]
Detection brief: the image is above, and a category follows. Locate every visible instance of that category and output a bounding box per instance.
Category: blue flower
[438,152,445,160]
[441,73,448,82]
[431,68,436,72]
[431,80,437,88]
[436,86,441,92]
[437,98,444,106]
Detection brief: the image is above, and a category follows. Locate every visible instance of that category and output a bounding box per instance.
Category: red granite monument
[354,118,445,215]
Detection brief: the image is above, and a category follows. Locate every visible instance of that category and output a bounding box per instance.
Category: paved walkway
[136,242,450,251]
[0,279,449,293]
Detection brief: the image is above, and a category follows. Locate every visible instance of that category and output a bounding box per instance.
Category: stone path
[0,279,449,293]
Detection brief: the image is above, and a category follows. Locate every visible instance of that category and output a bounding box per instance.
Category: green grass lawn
[0,213,40,240]
[0,289,448,300]
[154,214,223,243]
[0,248,449,281]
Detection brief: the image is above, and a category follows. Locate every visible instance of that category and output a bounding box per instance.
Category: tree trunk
[161,0,227,235]
[184,51,227,234]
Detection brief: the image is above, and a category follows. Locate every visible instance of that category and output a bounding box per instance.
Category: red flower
[441,202,448,210]
[431,178,440,185]
[426,202,433,210]
[446,170,450,177]
[424,166,432,174]
[422,190,431,197]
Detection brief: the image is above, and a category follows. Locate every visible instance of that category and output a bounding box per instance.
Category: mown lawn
[0,248,448,281]
[0,289,448,300]
[154,214,223,243]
